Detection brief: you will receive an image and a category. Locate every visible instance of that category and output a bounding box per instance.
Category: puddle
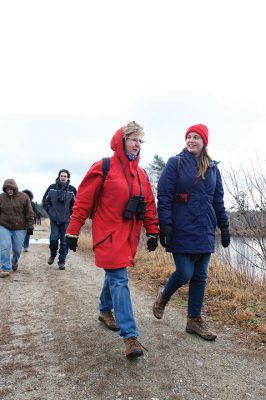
[30,238,49,244]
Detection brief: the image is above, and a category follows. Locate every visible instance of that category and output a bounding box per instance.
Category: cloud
[1,89,265,204]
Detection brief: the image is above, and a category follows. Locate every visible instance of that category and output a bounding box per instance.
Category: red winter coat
[66,127,159,269]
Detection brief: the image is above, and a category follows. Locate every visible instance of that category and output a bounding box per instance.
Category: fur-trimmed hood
[3,179,18,194]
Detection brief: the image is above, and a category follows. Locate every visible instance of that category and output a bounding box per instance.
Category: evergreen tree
[146,154,166,197]
[148,154,166,179]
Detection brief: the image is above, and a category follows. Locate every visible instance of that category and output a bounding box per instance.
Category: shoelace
[108,313,116,325]
[196,318,211,333]
[126,338,148,352]
[158,296,168,310]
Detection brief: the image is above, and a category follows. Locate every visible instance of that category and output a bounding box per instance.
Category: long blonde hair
[197,147,212,179]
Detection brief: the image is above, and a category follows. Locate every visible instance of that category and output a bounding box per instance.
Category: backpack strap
[102,157,110,184]
[90,157,110,218]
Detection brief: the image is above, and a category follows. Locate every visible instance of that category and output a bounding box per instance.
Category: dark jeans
[163,253,211,318]
[23,233,30,249]
[49,220,68,263]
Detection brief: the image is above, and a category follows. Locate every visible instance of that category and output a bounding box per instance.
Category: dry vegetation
[78,221,266,350]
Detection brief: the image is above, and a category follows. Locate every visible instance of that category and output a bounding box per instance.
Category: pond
[30,238,49,245]
[216,236,266,279]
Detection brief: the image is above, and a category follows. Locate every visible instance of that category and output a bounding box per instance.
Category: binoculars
[123,195,147,220]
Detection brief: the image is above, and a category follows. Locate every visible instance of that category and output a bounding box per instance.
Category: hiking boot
[48,256,55,265]
[124,337,146,359]
[186,317,217,341]
[153,289,169,319]
[98,311,119,331]
[12,263,18,272]
[58,262,65,270]
[0,271,10,278]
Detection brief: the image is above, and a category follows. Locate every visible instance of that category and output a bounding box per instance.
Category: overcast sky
[1,0,266,203]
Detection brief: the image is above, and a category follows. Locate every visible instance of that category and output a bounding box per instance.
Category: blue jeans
[24,233,30,249]
[163,253,211,318]
[49,220,68,263]
[99,268,139,339]
[0,226,26,271]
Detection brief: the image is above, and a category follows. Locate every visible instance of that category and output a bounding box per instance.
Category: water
[216,237,266,279]
[30,238,49,245]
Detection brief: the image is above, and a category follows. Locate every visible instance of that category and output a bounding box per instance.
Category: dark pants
[49,220,68,263]
[163,253,211,318]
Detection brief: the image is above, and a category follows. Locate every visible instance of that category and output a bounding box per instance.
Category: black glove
[219,225,230,248]
[160,224,173,251]
[27,228,34,235]
[66,235,78,252]
[146,234,158,252]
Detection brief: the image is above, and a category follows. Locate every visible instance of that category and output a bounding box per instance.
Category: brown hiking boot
[124,337,147,359]
[186,317,217,341]
[98,311,119,331]
[153,289,169,319]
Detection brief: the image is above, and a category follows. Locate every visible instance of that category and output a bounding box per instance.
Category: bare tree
[223,160,266,273]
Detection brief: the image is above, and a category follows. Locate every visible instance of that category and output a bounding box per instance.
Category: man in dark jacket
[42,169,76,270]
[0,179,35,278]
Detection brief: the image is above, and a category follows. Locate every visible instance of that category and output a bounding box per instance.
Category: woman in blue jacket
[153,124,230,340]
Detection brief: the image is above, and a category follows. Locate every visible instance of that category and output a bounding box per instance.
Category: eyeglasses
[127,138,145,144]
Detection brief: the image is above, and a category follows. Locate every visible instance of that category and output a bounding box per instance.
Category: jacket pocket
[93,233,112,250]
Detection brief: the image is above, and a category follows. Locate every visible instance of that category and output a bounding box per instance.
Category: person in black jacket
[22,190,37,252]
[42,169,76,270]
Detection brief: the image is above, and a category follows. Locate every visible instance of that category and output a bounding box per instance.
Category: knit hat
[185,124,209,146]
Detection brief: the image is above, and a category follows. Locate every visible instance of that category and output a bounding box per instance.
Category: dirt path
[0,226,265,400]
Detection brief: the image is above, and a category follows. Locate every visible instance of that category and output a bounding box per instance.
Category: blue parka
[157,149,228,254]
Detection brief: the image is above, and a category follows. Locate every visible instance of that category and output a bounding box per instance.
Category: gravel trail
[0,227,265,400]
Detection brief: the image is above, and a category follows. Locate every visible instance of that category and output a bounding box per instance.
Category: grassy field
[77,222,266,349]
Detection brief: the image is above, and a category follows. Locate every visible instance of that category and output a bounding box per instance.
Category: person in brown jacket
[0,179,35,278]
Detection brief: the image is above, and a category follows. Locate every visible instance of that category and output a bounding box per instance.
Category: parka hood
[22,189,34,200]
[3,179,18,194]
[110,126,140,169]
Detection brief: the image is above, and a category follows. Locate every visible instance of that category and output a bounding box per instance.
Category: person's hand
[160,225,173,251]
[146,234,158,252]
[219,225,230,248]
[66,235,78,252]
[27,228,34,235]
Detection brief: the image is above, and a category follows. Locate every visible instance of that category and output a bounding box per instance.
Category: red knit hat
[185,124,209,146]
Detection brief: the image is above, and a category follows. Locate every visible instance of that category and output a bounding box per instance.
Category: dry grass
[78,223,266,348]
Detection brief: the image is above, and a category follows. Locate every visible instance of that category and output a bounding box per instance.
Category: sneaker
[124,337,147,359]
[23,248,29,252]
[48,256,55,265]
[186,317,217,341]
[58,262,65,270]
[153,289,169,319]
[12,263,18,272]
[98,311,119,331]
[0,271,10,278]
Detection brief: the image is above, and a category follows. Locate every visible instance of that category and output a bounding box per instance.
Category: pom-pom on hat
[185,124,209,146]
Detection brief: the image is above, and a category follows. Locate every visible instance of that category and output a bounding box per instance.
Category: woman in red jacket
[66,121,159,359]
